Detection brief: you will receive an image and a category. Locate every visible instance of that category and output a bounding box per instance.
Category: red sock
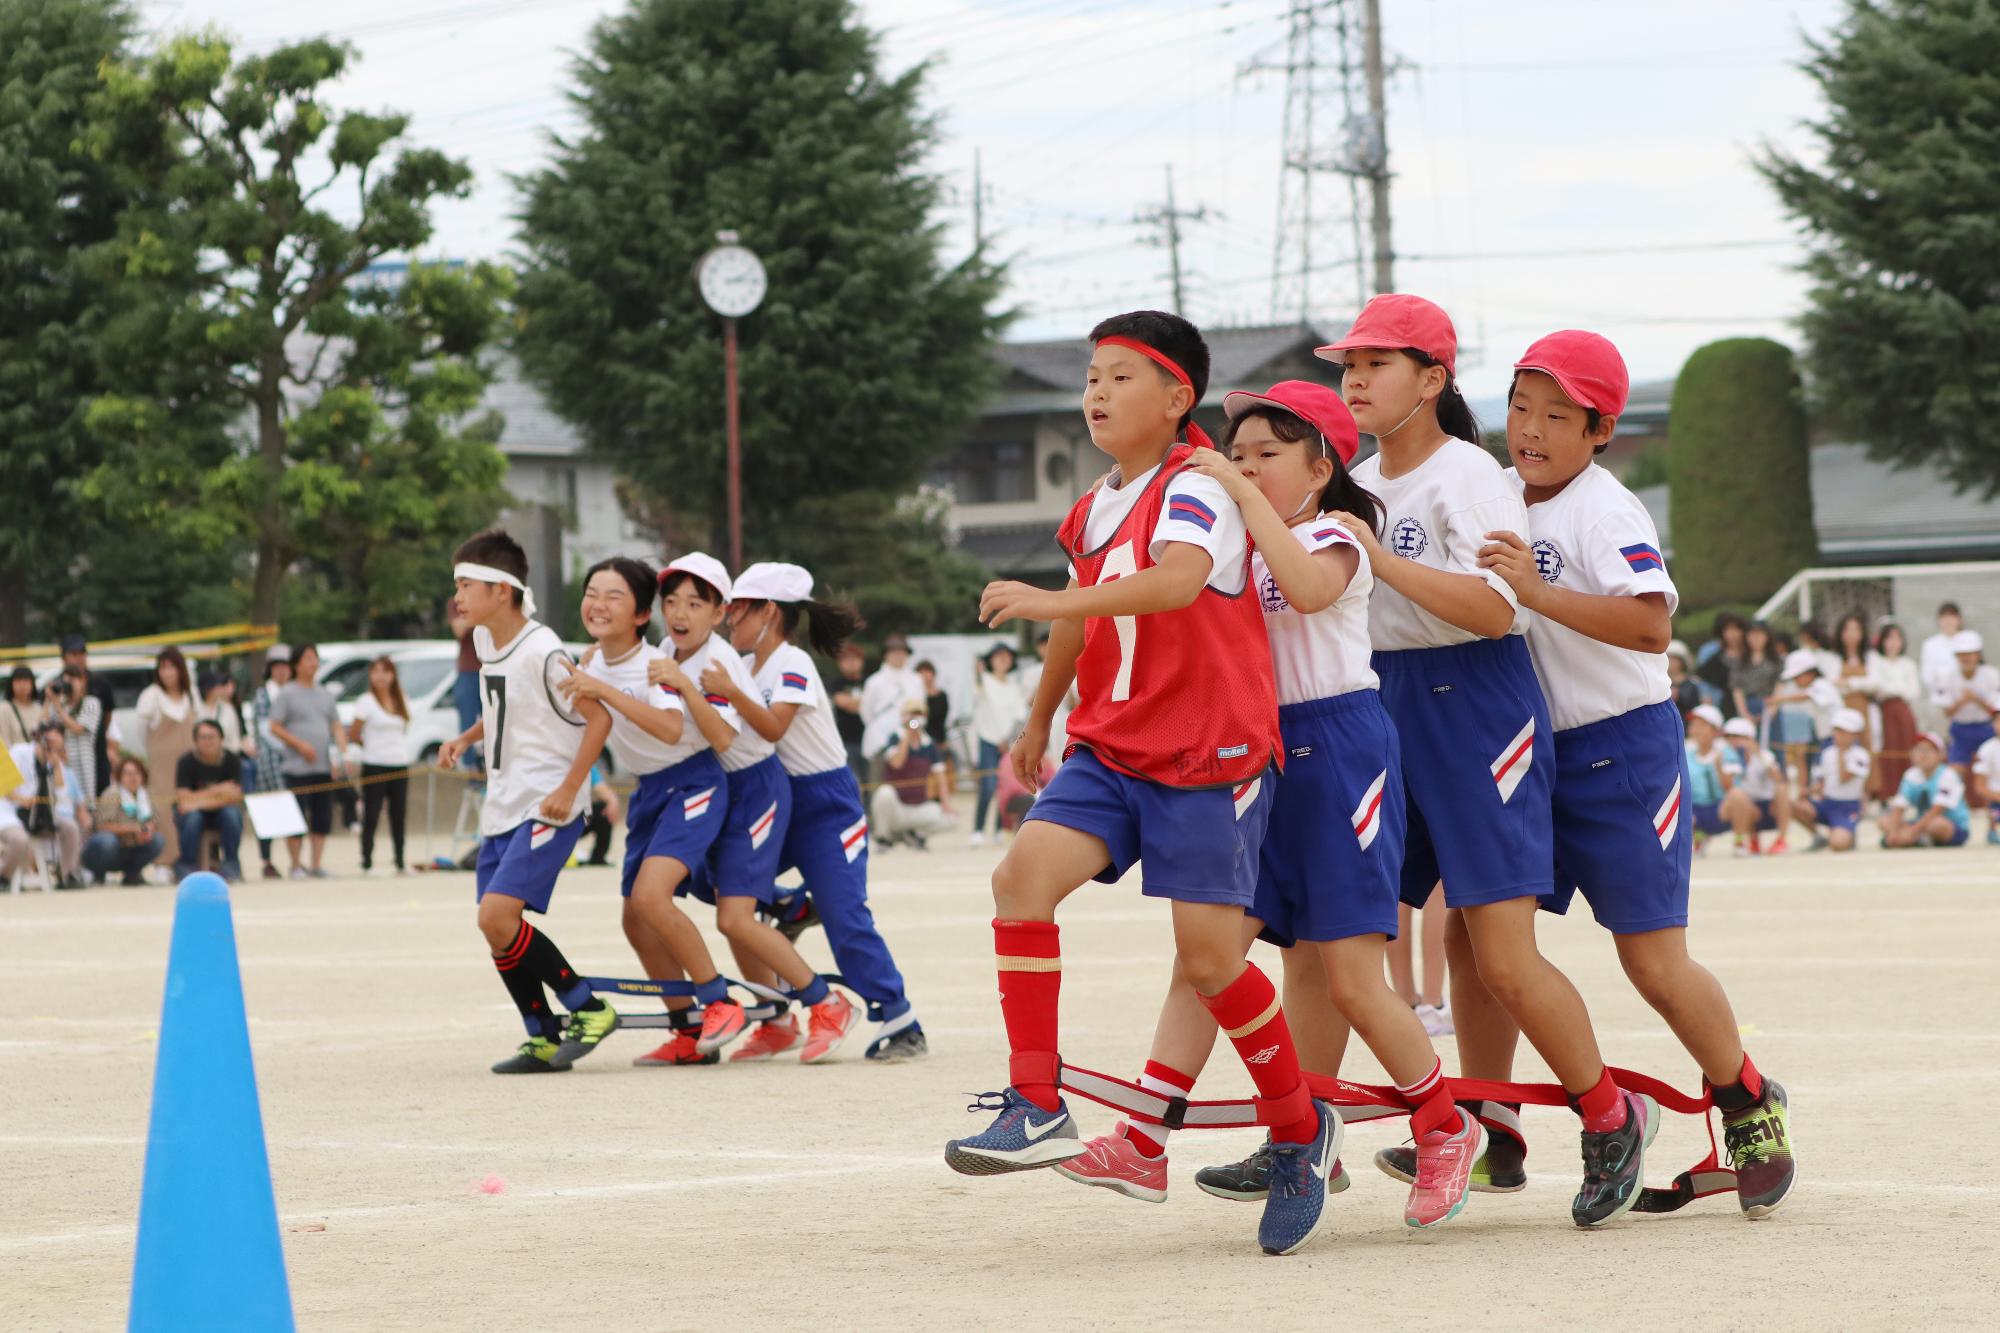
[1124,1060,1195,1157]
[1398,1058,1459,1139]
[993,919,1062,1112]
[1572,1068,1627,1133]
[1198,963,1315,1145]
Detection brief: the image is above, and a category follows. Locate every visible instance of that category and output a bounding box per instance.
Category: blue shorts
[475,816,584,914]
[1939,822,1971,847]
[1691,801,1729,836]
[1373,636,1555,910]
[1753,799,1780,832]
[1254,692,1405,947]
[1025,747,1274,907]
[1538,701,1692,935]
[688,755,792,903]
[622,753,727,898]
[1948,721,1990,768]
[1812,797,1862,832]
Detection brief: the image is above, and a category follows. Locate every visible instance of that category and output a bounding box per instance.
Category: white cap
[1723,717,1757,739]
[1832,707,1867,735]
[1690,703,1724,730]
[1667,639,1692,662]
[732,561,813,604]
[1952,629,1984,654]
[1780,648,1821,681]
[267,643,292,664]
[661,552,732,604]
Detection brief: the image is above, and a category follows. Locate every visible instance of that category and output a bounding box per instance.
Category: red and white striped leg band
[1010,1050,1061,1090]
[1053,1065,1407,1130]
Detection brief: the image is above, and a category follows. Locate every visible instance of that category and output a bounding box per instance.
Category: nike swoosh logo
[1022,1115,1066,1141]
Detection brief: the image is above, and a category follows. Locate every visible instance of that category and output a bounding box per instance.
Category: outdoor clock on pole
[696,231,765,570]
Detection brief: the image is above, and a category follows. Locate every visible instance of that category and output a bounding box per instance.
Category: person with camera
[17,722,91,887]
[867,698,954,851]
[58,635,118,796]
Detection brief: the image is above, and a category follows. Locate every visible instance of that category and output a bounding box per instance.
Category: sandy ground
[5,826,1998,1331]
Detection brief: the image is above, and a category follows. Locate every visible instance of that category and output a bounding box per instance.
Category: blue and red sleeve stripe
[1620,542,1665,571]
[781,672,809,690]
[1167,493,1217,533]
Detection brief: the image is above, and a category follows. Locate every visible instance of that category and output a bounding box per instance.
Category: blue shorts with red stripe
[1538,700,1693,935]
[1253,691,1405,947]
[686,755,792,903]
[475,816,584,914]
[1025,747,1274,908]
[1811,797,1862,832]
[622,752,727,899]
[1373,636,1555,910]
[1948,721,1989,768]
[1691,800,1729,836]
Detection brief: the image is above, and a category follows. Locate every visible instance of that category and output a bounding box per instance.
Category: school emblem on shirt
[1391,516,1430,559]
[1259,571,1289,614]
[1532,539,1565,584]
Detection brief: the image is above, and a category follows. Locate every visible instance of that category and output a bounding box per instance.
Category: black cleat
[1197,1137,1351,1202]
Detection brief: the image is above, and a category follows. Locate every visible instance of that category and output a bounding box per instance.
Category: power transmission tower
[1136,164,1212,316]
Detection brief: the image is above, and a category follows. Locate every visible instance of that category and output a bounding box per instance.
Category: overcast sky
[137,0,1848,400]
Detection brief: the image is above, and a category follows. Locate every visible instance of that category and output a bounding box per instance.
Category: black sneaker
[864,1019,928,1062]
[1376,1128,1528,1193]
[1573,1092,1658,1228]
[1196,1138,1352,1201]
[770,895,821,944]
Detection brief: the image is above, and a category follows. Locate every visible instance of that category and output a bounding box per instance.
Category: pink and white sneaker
[1053,1123,1169,1203]
[728,1015,805,1062]
[1405,1108,1487,1229]
[799,991,856,1064]
[694,998,748,1055]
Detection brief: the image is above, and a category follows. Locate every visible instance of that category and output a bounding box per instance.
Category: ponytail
[775,597,866,657]
[1405,348,1482,444]
[1323,471,1386,539]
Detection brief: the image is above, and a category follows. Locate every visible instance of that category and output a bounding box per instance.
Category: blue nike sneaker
[1258,1100,1344,1256]
[944,1088,1087,1176]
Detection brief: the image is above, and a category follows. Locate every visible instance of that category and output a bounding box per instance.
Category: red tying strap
[1255,1083,1314,1132]
[1096,335,1215,451]
[1009,1050,1061,1090]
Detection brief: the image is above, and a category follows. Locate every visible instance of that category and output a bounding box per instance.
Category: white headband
[455,562,537,618]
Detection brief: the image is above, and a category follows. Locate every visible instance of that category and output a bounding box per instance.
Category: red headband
[1096,336,1214,450]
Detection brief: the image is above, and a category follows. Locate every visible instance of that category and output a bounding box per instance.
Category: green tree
[86,35,510,648]
[514,0,1008,609]
[0,0,144,643]
[1758,0,2000,493]
[1667,338,1819,610]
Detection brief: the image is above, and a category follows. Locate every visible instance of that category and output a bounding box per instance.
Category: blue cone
[129,873,294,1332]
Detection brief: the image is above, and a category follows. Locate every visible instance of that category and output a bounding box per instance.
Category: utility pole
[1361,0,1393,293]
[1137,164,1211,316]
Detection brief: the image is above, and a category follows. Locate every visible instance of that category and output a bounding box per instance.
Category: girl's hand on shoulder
[1324,510,1382,557]
[648,658,691,695]
[698,661,736,701]
[1477,531,1543,606]
[1182,451,1254,501]
[558,661,611,704]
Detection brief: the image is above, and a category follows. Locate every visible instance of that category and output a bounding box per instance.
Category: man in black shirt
[175,719,245,882]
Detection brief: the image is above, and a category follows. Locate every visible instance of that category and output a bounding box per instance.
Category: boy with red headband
[945,312,1339,1258]
[1457,330,1795,1219]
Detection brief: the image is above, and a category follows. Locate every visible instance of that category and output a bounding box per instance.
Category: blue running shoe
[944,1088,1087,1176]
[1259,1100,1344,1256]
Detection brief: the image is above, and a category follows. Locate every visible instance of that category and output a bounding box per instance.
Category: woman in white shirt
[1868,621,1923,800]
[197,671,253,758]
[968,644,1027,845]
[349,657,412,874]
[136,647,195,867]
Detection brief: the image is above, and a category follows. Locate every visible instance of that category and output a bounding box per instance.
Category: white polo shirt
[580,640,682,777]
[1253,517,1378,705]
[756,643,848,779]
[1507,463,1677,732]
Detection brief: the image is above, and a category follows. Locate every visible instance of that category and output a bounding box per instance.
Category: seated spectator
[18,722,91,887]
[0,666,44,750]
[1970,712,2000,847]
[0,741,29,883]
[1683,704,1739,855]
[1720,716,1790,855]
[175,719,245,882]
[1665,640,1703,718]
[86,755,166,886]
[1933,630,1998,782]
[1789,707,1871,853]
[1882,732,1971,848]
[869,700,953,849]
[1767,649,1842,779]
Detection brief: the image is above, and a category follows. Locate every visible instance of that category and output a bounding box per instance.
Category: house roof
[1634,442,2000,563]
[486,356,588,459]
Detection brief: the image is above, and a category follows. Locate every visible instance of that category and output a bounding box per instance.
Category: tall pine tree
[1759,0,2000,493]
[514,0,1006,628]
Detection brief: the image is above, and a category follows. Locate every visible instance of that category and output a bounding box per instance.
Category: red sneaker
[799,991,856,1064]
[728,1015,805,1062]
[1405,1108,1485,1228]
[695,998,748,1055]
[1053,1124,1169,1203]
[631,1032,717,1067]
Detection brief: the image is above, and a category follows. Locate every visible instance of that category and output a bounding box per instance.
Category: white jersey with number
[1254,517,1378,704]
[1351,438,1531,651]
[649,633,743,771]
[475,620,588,836]
[581,640,682,777]
[755,643,847,778]
[706,638,775,772]
[1507,463,1678,731]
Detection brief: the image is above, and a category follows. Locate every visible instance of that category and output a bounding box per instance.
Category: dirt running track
[5,834,1997,1330]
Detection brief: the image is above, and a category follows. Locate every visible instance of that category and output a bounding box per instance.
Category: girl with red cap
[1322,295,1647,1228]
[1463,330,1795,1220]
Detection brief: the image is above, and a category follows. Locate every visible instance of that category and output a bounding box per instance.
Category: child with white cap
[1969,713,2000,845]
[1882,733,1971,847]
[1721,717,1792,854]
[1683,703,1740,855]
[1791,707,1873,852]
[1933,630,1998,781]
[1766,648,1842,768]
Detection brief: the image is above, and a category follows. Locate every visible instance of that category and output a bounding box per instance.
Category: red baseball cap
[1222,380,1360,465]
[1513,329,1629,416]
[1316,294,1457,374]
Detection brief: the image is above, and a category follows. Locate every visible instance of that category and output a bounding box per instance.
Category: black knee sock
[519,922,601,1013]
[494,923,561,1040]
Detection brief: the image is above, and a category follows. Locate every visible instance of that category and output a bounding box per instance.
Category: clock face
[699,245,767,318]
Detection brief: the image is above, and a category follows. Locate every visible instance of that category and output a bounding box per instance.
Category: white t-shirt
[135,683,192,732]
[1352,438,1529,651]
[1933,664,2000,724]
[706,638,775,773]
[581,641,682,777]
[1972,737,2000,798]
[650,634,744,771]
[351,694,409,767]
[755,643,848,778]
[861,663,925,759]
[1254,517,1378,705]
[1815,741,1871,802]
[971,671,1028,746]
[1867,653,1922,706]
[1731,742,1786,801]
[473,620,588,836]
[1076,463,1249,598]
[1919,632,1961,696]
[1507,463,1677,731]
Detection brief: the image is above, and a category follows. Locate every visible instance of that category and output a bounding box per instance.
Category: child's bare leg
[1282,943,1351,1074]
[1386,904,1418,1004]
[1418,887,1448,1006]
[1446,907,1520,1080]
[1614,927,1742,1085]
[1459,898,1605,1093]
[628,857,722,983]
